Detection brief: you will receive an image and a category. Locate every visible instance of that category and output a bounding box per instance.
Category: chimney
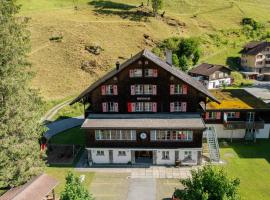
[165,48,172,66]
[116,61,120,70]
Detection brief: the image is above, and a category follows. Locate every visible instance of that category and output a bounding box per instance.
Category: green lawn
[49,126,85,146]
[45,167,95,198]
[51,102,84,121]
[220,140,270,200]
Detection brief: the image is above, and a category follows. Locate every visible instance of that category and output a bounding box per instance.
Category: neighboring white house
[189,63,232,89]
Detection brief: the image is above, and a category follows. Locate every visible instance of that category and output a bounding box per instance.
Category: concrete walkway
[44,115,84,139]
[127,178,156,200]
[76,165,196,179]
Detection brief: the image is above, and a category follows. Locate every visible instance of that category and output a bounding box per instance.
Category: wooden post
[52,189,55,200]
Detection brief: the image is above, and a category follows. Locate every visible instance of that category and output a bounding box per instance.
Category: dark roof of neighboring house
[71,49,219,104]
[82,113,205,129]
[189,63,231,76]
[240,41,270,55]
[0,174,58,200]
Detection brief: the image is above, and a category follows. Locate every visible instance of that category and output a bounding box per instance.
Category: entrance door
[109,150,113,164]
[135,151,153,164]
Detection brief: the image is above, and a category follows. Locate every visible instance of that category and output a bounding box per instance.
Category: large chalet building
[71,49,219,165]
[71,49,270,166]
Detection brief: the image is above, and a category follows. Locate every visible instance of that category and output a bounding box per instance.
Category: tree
[175,166,240,200]
[0,0,45,189]
[60,172,94,200]
[151,0,163,16]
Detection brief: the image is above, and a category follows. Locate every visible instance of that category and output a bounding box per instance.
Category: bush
[60,172,93,200]
[176,166,240,200]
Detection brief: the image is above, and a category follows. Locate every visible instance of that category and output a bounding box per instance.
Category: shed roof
[71,49,219,104]
[82,113,205,129]
[206,89,270,111]
[189,63,231,76]
[0,174,58,200]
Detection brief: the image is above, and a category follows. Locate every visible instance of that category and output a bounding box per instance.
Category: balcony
[223,118,264,130]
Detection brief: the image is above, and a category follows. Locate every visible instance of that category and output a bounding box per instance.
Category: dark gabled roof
[189,63,231,76]
[240,41,270,55]
[71,49,219,104]
[82,113,206,129]
[0,174,58,200]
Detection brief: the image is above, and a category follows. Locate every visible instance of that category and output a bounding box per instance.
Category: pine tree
[0,0,45,188]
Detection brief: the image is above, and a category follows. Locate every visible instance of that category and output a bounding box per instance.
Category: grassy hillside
[18,0,270,100]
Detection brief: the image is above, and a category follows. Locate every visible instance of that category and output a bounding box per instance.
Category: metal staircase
[206,127,220,162]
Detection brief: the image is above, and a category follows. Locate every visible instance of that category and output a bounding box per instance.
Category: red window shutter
[236,112,240,118]
[129,69,134,77]
[127,103,132,112]
[182,84,188,94]
[130,85,135,95]
[113,85,118,95]
[205,112,209,120]
[101,85,106,95]
[114,102,119,112]
[153,69,158,77]
[181,102,187,112]
[170,85,175,95]
[102,102,107,112]
[153,85,157,95]
[170,102,174,112]
[216,112,221,119]
[153,102,157,112]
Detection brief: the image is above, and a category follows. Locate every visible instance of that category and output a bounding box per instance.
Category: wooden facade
[85,57,207,115]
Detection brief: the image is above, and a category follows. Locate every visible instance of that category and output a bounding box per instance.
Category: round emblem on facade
[140,132,147,140]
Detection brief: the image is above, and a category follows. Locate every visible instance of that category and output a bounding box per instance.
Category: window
[227,112,236,118]
[266,61,270,64]
[128,102,157,112]
[170,102,187,112]
[135,102,144,112]
[131,85,157,95]
[170,84,187,95]
[95,130,136,141]
[118,151,126,156]
[101,85,117,95]
[96,150,104,156]
[212,73,216,79]
[151,130,193,141]
[144,102,153,112]
[209,112,217,119]
[184,151,192,159]
[129,69,142,77]
[135,85,144,95]
[266,54,270,58]
[174,84,183,94]
[144,69,158,77]
[144,85,153,95]
[162,151,170,160]
[218,72,223,78]
[102,102,118,112]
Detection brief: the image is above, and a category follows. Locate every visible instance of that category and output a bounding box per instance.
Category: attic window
[145,60,149,65]
[138,60,142,65]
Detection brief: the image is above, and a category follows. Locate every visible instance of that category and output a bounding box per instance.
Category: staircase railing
[206,127,220,162]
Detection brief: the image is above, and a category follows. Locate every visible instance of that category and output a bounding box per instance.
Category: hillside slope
[18,0,270,100]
